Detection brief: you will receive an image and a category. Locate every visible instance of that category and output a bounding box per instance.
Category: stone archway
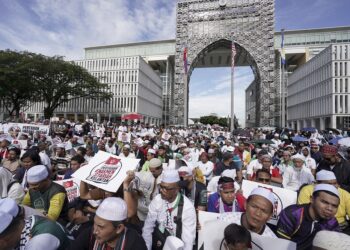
[173,0,276,127]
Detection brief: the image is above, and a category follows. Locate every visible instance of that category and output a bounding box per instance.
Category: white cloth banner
[242,180,297,225]
[3,123,50,136]
[54,178,81,203]
[72,151,140,193]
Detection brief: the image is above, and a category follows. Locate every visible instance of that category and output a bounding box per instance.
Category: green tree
[30,54,112,119]
[0,50,37,120]
[199,115,218,125]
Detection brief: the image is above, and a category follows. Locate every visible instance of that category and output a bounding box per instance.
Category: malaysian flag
[281,29,286,65]
[231,41,236,70]
[183,47,188,74]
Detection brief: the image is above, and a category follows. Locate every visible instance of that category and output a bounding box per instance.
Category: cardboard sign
[161,132,171,141]
[72,151,140,193]
[198,211,296,250]
[54,178,81,202]
[117,131,131,143]
[242,180,297,225]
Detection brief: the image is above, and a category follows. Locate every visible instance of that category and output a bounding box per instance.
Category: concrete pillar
[74,114,78,122]
[320,117,325,130]
[297,120,301,131]
[303,119,308,128]
[97,113,101,124]
[311,119,316,128]
[331,115,336,128]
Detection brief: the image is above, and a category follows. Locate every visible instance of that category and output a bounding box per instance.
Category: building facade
[287,44,350,130]
[24,56,163,125]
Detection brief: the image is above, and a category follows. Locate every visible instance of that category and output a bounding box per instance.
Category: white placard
[198,211,221,249]
[161,132,171,141]
[72,151,140,193]
[117,131,131,143]
[54,178,81,202]
[3,123,50,136]
[242,180,297,225]
[250,232,296,250]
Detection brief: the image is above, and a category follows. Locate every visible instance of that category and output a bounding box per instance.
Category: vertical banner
[230,40,236,131]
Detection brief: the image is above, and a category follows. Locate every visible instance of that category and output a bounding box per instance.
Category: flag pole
[231,40,236,131]
[280,29,286,128]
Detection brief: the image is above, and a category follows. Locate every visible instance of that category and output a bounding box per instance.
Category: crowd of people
[1,119,350,250]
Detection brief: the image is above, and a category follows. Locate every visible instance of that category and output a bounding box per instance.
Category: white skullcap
[144,140,150,144]
[227,146,234,152]
[123,144,130,149]
[27,165,49,183]
[274,133,279,137]
[178,166,193,176]
[162,170,180,183]
[0,198,19,217]
[180,143,187,148]
[234,143,239,147]
[148,149,156,155]
[221,169,236,179]
[56,143,65,148]
[0,211,13,234]
[291,153,305,161]
[149,158,162,168]
[164,141,170,146]
[208,148,215,154]
[316,170,336,181]
[314,184,339,198]
[313,230,350,250]
[249,187,275,206]
[95,197,127,221]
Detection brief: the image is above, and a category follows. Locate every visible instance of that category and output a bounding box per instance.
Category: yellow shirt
[298,184,350,224]
[22,192,66,221]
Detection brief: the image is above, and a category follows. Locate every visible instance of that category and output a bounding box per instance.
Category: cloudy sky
[1,0,349,125]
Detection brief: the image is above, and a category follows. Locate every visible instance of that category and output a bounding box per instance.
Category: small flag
[183,47,188,74]
[281,29,286,65]
[231,41,236,70]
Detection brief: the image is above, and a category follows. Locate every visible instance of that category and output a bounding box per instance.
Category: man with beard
[69,197,147,250]
[317,145,350,193]
[142,170,196,250]
[277,184,340,249]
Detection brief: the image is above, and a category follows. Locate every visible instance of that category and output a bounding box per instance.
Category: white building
[287,44,350,130]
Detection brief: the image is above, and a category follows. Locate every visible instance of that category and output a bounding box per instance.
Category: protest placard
[198,211,296,250]
[54,178,81,203]
[72,151,140,193]
[117,131,131,143]
[242,180,297,225]
[3,123,50,136]
[161,132,171,141]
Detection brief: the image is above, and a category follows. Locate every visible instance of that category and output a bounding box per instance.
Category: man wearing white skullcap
[118,144,136,159]
[0,209,71,250]
[298,170,350,229]
[177,165,207,211]
[22,165,69,222]
[141,148,156,172]
[69,197,147,250]
[282,153,315,191]
[277,184,340,249]
[0,197,43,219]
[219,187,277,238]
[142,170,196,250]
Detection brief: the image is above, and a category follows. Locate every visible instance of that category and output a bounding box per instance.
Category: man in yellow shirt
[22,165,68,224]
[298,169,350,232]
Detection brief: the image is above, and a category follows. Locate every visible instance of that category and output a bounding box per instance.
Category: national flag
[183,47,188,74]
[281,29,286,65]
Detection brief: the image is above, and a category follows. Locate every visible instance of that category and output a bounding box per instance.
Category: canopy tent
[121,113,143,120]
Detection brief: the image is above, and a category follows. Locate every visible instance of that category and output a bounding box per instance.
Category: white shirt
[39,151,51,169]
[246,159,262,176]
[304,155,317,170]
[118,152,136,159]
[197,161,214,181]
[219,212,277,238]
[142,194,196,250]
[282,166,315,191]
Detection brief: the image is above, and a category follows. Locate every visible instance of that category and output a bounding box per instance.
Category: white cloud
[0,0,176,60]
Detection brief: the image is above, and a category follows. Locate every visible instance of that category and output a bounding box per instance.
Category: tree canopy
[199,115,239,128]
[0,50,113,119]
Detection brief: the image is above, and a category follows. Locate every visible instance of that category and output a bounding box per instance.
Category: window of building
[335,95,338,113]
[335,62,338,76]
[346,78,349,93]
[340,79,343,93]
[335,79,338,92]
[345,62,348,76]
[340,62,343,76]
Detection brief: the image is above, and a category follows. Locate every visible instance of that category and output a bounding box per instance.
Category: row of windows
[287,97,332,120]
[334,61,349,77]
[109,83,137,96]
[334,95,349,114]
[334,78,350,93]
[333,45,350,60]
[75,57,139,71]
[90,70,138,84]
